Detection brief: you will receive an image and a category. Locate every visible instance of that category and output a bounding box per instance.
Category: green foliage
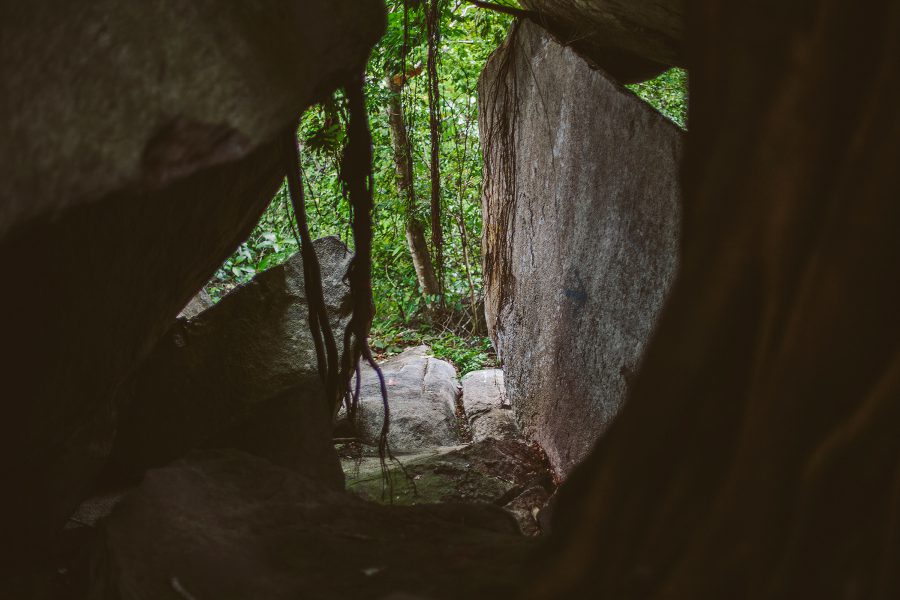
[212,2,512,329]
[370,320,496,376]
[627,68,689,128]
[210,5,689,360]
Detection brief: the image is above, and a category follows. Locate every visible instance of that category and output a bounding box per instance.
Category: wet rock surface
[89,450,535,600]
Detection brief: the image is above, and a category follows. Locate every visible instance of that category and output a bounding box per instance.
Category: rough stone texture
[342,438,554,539]
[479,20,682,477]
[177,288,213,319]
[521,0,684,82]
[105,237,352,490]
[504,486,550,537]
[355,346,462,451]
[89,450,535,600]
[461,369,519,442]
[343,439,553,510]
[528,2,900,598]
[0,0,385,567]
[0,2,383,235]
[67,490,130,530]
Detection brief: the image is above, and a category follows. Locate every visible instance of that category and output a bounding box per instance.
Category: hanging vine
[283,76,394,466]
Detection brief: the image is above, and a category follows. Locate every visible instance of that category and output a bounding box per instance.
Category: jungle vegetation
[210,1,688,374]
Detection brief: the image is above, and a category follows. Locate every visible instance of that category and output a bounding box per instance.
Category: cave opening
[3,1,899,599]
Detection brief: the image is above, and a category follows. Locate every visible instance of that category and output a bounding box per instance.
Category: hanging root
[284,128,341,408]
[338,75,401,487]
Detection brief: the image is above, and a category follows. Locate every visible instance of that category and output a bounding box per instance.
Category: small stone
[354,346,462,451]
[461,369,519,442]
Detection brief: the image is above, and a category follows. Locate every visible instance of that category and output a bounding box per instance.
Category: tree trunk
[528,1,900,598]
[386,76,440,296]
[425,0,445,299]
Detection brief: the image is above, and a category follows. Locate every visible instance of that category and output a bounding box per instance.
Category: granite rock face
[105,237,352,490]
[0,0,384,562]
[89,450,535,600]
[354,346,462,451]
[479,20,682,477]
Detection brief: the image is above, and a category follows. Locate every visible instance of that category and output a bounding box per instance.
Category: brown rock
[0,0,385,567]
[504,486,551,536]
[520,0,684,82]
[528,1,900,597]
[89,450,535,600]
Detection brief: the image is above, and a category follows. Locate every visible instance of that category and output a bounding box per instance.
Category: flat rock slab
[461,369,519,442]
[355,346,462,451]
[342,439,554,535]
[480,21,682,477]
[90,450,535,600]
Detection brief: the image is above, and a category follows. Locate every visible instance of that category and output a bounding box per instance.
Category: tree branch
[463,0,534,20]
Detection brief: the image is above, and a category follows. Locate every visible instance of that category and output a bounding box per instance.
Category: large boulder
[354,346,463,451]
[0,0,385,565]
[520,0,684,82]
[89,450,535,600]
[479,20,683,477]
[104,236,352,490]
[529,1,900,598]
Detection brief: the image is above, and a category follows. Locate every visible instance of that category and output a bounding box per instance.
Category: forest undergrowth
[209,1,687,376]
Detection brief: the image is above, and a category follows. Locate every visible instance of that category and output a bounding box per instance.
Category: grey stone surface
[479,20,682,477]
[89,450,534,600]
[105,237,353,490]
[0,1,384,561]
[461,369,519,442]
[355,346,462,451]
[520,0,684,81]
[177,289,214,319]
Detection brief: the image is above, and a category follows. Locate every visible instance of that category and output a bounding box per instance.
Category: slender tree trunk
[386,75,440,296]
[425,0,445,301]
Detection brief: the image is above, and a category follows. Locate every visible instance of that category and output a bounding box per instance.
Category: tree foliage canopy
[210,1,687,373]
